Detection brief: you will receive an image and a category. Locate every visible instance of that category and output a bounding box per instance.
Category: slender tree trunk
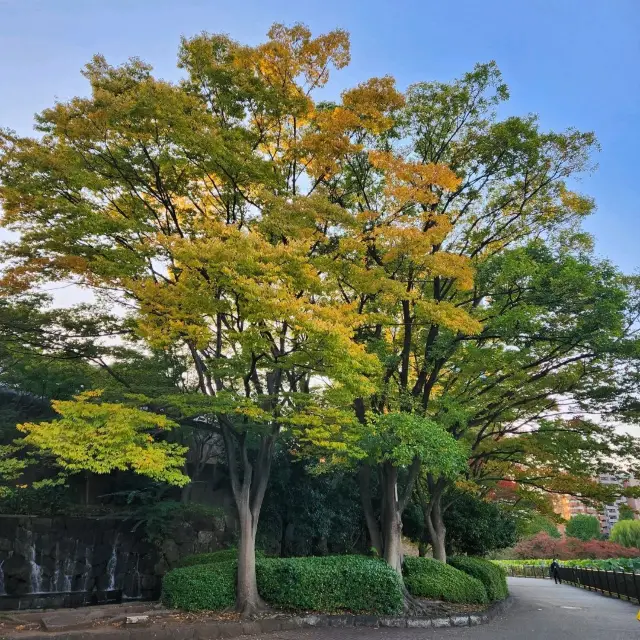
[358,464,384,556]
[427,497,447,562]
[235,495,261,615]
[180,482,193,503]
[423,476,447,562]
[221,422,274,616]
[381,462,403,573]
[419,475,447,562]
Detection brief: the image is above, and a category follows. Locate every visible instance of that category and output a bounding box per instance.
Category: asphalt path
[258,577,640,640]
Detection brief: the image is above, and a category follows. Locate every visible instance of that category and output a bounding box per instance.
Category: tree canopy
[565,514,601,541]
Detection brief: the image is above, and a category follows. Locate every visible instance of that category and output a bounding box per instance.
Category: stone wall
[0,514,229,609]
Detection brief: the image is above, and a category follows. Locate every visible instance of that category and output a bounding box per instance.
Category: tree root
[236,596,270,619]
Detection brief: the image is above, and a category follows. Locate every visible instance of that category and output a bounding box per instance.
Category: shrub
[177,548,265,568]
[565,515,600,541]
[256,555,404,614]
[448,556,508,601]
[403,557,488,604]
[512,533,640,559]
[442,492,517,556]
[162,560,236,611]
[610,520,640,548]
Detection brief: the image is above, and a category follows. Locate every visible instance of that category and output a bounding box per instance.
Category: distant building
[551,474,639,536]
[624,477,640,515]
[552,494,600,532]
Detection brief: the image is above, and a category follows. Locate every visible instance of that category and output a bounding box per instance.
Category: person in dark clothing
[550,559,562,584]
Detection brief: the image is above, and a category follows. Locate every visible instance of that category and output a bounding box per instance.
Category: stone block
[300,614,324,627]
[160,540,180,565]
[197,531,214,546]
[379,617,407,628]
[432,617,452,628]
[450,615,470,627]
[353,615,379,627]
[407,618,432,628]
[327,615,352,627]
[469,614,482,625]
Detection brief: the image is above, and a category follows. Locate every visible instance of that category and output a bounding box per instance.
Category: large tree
[0,24,414,613]
[300,61,620,564]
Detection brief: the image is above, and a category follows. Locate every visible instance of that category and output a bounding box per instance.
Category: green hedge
[257,555,404,614]
[177,548,264,568]
[403,557,488,604]
[162,560,236,611]
[164,555,404,613]
[448,556,508,601]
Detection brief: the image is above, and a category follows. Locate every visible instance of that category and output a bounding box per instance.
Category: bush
[565,515,600,541]
[512,533,640,559]
[610,520,640,548]
[403,557,488,604]
[442,492,517,556]
[177,548,264,568]
[448,556,508,601]
[162,560,236,611]
[256,555,404,614]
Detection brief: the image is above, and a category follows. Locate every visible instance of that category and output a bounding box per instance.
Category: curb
[1,597,514,639]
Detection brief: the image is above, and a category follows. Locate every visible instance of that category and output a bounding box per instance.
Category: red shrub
[513,533,640,560]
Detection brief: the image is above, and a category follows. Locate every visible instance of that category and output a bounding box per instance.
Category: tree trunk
[235,496,262,615]
[426,492,447,562]
[381,462,403,574]
[358,464,383,556]
[221,422,274,616]
[181,482,193,503]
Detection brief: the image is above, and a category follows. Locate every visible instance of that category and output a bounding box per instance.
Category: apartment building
[552,474,639,536]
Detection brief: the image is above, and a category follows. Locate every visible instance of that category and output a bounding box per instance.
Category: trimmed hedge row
[163,555,404,614]
[257,555,404,614]
[177,548,264,568]
[162,560,237,611]
[448,556,508,601]
[403,557,488,604]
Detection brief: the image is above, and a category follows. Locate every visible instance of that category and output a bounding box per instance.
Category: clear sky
[1,0,639,272]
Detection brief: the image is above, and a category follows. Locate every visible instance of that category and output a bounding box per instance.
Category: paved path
[259,578,640,640]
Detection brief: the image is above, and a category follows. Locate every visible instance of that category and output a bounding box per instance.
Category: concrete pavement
[258,578,640,640]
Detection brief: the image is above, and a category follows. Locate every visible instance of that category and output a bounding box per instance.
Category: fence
[503,564,550,579]
[558,566,640,604]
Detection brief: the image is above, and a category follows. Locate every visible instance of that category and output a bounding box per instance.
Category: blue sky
[1,0,639,272]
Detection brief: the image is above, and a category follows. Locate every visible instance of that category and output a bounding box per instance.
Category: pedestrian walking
[550,558,562,584]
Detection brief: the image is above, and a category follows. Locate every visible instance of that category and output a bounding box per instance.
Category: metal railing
[558,567,640,604]
[503,564,550,579]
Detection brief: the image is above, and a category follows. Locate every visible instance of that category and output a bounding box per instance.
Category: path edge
[1,596,515,639]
